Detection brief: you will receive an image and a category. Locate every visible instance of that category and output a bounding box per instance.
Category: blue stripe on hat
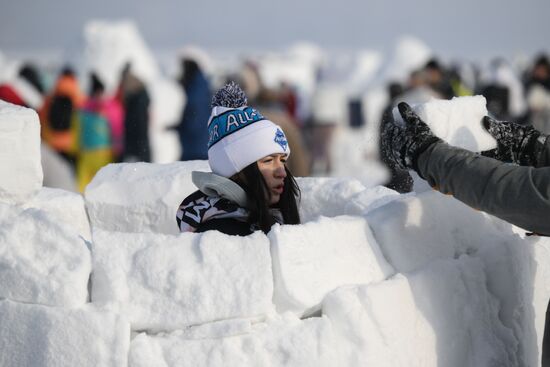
[207,107,265,148]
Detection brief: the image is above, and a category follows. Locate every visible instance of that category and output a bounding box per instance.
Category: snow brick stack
[365,190,550,366]
[129,314,339,367]
[0,101,129,367]
[270,216,394,315]
[322,257,514,366]
[0,100,42,204]
[0,300,129,367]
[91,229,274,331]
[23,187,92,242]
[297,176,401,221]
[85,161,210,235]
[3,95,550,366]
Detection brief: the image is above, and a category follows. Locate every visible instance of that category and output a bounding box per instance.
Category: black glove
[481,116,548,167]
[381,102,441,171]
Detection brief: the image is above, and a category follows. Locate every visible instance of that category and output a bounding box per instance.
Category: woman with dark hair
[176,82,301,236]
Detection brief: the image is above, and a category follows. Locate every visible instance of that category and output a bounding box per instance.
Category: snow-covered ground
[1,90,550,367]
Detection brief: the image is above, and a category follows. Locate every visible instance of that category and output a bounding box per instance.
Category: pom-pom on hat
[207,82,290,177]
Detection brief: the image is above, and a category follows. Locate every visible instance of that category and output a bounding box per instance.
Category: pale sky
[1,0,549,60]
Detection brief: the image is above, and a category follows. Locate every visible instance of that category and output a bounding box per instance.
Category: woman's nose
[275,162,287,178]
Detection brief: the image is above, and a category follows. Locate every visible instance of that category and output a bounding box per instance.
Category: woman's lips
[273,184,284,194]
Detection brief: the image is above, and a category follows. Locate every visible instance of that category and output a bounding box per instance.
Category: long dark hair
[232,163,301,233]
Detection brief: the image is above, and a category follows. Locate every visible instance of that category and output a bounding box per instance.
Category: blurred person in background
[77,73,123,192]
[448,65,473,97]
[478,58,527,122]
[0,63,44,110]
[39,66,84,169]
[176,53,211,161]
[119,64,151,162]
[423,58,455,99]
[238,61,310,177]
[306,84,346,175]
[396,69,441,106]
[525,54,550,134]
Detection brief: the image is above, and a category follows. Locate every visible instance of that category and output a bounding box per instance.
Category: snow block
[0,300,129,367]
[532,237,550,367]
[323,257,514,367]
[366,189,550,365]
[0,203,91,307]
[269,216,394,315]
[297,177,400,222]
[0,100,42,204]
[85,160,210,235]
[393,95,496,152]
[24,187,92,242]
[91,229,274,331]
[129,314,338,367]
[366,190,513,273]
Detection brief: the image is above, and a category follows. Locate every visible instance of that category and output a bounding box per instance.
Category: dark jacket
[177,71,211,160]
[196,218,254,236]
[416,139,550,235]
[177,172,255,236]
[123,87,151,162]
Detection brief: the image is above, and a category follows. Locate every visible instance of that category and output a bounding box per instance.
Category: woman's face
[257,153,288,205]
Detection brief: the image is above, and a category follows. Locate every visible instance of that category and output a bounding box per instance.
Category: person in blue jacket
[176,58,212,160]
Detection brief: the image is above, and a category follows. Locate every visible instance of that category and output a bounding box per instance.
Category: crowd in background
[0,62,152,192]
[0,50,549,192]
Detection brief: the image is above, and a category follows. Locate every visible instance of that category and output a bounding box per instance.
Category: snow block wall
[0,203,90,307]
[322,257,514,367]
[0,100,42,204]
[85,160,210,235]
[24,187,92,242]
[129,314,339,367]
[297,176,401,221]
[0,300,129,367]
[270,216,394,315]
[91,229,274,332]
[3,96,550,366]
[366,191,550,366]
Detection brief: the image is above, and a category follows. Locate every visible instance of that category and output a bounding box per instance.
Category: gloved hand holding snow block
[0,300,130,367]
[85,160,210,235]
[392,96,497,152]
[91,229,274,331]
[129,314,339,367]
[24,187,92,242]
[366,190,515,273]
[322,257,514,367]
[297,177,401,222]
[0,203,91,307]
[269,216,394,316]
[0,100,42,204]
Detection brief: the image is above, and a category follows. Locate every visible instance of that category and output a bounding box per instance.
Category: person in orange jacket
[39,67,85,168]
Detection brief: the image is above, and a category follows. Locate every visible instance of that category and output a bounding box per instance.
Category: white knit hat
[207,82,290,177]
